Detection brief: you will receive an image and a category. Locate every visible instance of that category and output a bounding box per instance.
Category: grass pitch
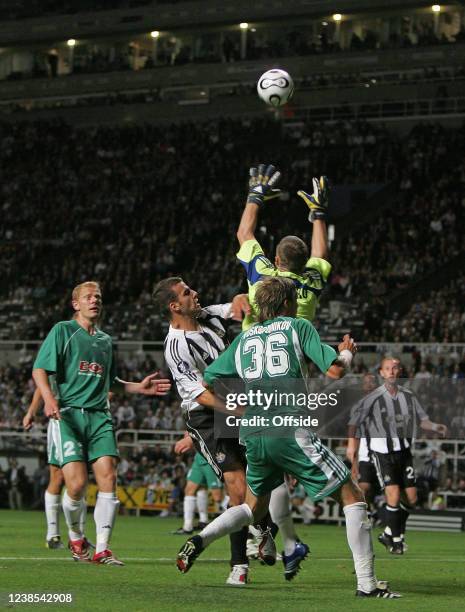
[0,510,463,611]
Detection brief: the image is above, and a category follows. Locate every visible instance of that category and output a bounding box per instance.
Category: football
[257,68,294,107]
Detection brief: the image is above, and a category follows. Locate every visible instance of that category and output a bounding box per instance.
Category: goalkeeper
[236,164,331,330]
[236,163,331,577]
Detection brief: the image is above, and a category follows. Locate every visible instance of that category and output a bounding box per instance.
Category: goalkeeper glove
[297,176,330,222]
[247,163,281,206]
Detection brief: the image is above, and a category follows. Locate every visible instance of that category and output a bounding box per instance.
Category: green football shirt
[33,319,116,411]
[204,316,337,435]
[236,239,331,330]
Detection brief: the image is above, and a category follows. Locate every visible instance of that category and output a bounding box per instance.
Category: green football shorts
[47,421,60,467]
[245,427,349,501]
[49,407,119,467]
[187,453,223,489]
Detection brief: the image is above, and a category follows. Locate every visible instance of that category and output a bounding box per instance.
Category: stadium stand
[0,0,464,533]
[1,117,463,342]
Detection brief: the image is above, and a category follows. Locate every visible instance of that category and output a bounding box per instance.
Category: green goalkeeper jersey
[204,316,337,436]
[237,239,331,330]
[33,319,116,411]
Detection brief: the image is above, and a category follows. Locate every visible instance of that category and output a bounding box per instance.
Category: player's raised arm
[236,163,281,245]
[297,176,330,260]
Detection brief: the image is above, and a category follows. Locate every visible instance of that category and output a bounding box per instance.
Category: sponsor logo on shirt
[79,361,104,378]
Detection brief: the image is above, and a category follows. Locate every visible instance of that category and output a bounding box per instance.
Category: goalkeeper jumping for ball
[236,164,331,574]
[236,163,331,330]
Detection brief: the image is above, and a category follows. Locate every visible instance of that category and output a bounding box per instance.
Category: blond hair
[255,277,296,322]
[72,281,102,302]
[379,355,400,370]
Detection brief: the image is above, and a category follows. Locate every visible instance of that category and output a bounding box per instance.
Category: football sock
[343,502,377,594]
[399,502,411,538]
[196,489,209,524]
[386,504,402,540]
[45,491,61,540]
[183,495,197,531]
[62,492,84,541]
[199,503,253,549]
[79,498,87,535]
[270,483,296,555]
[94,492,119,554]
[229,526,249,566]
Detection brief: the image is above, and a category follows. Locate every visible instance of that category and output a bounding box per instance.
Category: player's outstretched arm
[297,176,330,260]
[120,372,171,396]
[237,164,281,245]
[23,387,44,430]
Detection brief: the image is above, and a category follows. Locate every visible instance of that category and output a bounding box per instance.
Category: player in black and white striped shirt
[348,357,447,554]
[153,276,269,586]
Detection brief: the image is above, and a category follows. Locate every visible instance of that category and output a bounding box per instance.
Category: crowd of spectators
[2,117,463,343]
[377,274,465,343]
[0,352,184,431]
[1,8,465,84]
[2,63,461,120]
[1,352,463,510]
[56,20,465,75]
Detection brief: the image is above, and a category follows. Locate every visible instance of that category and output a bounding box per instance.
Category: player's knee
[66,479,86,498]
[340,479,365,505]
[185,482,198,496]
[405,491,417,506]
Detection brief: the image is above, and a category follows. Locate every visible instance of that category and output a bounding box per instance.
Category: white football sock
[196,490,209,524]
[94,492,119,554]
[62,492,84,541]
[183,495,197,531]
[45,491,61,540]
[343,502,377,594]
[199,503,253,548]
[79,497,87,535]
[270,483,297,555]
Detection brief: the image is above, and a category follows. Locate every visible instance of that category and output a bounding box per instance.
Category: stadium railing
[4,429,462,492]
[2,341,465,365]
[115,428,181,450]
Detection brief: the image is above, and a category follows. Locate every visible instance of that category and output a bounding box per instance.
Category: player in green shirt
[33,280,171,566]
[177,277,400,598]
[237,164,331,568]
[236,164,331,330]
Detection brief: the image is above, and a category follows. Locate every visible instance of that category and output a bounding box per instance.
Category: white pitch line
[0,556,464,562]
